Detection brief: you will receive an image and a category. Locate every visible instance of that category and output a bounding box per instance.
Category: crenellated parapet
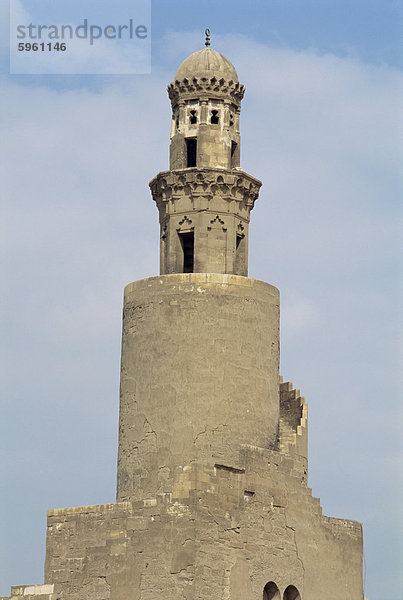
[279,379,308,461]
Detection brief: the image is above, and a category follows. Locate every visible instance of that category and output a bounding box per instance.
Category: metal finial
[205,28,211,47]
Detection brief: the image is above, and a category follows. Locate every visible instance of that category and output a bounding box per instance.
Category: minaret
[5,32,364,600]
[116,33,280,502]
[149,30,261,276]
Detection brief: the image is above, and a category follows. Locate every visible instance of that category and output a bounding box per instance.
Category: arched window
[263,581,280,600]
[283,585,301,600]
[210,109,219,124]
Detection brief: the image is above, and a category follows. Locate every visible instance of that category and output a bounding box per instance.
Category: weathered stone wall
[116,273,280,502]
[44,501,198,600]
[39,444,363,599]
[5,378,362,600]
[241,446,363,600]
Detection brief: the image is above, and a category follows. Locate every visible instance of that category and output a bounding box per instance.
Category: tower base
[2,382,364,600]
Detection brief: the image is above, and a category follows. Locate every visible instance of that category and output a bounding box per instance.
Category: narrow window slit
[235,232,246,275]
[231,141,238,168]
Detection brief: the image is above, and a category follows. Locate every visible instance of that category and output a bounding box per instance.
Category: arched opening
[263,581,280,600]
[283,585,301,600]
[210,109,219,124]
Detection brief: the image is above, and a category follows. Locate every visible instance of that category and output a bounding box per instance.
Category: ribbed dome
[174,47,238,83]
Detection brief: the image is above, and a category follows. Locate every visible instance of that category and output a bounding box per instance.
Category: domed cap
[168,30,245,108]
[175,47,238,84]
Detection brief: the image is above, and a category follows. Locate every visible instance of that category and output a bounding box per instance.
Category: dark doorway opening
[179,232,194,273]
[263,581,280,600]
[283,586,301,600]
[186,138,197,167]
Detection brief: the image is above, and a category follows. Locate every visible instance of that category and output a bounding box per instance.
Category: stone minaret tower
[3,33,364,600]
[116,34,280,503]
[151,30,257,277]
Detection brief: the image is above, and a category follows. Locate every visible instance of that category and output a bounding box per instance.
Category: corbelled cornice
[149,168,261,218]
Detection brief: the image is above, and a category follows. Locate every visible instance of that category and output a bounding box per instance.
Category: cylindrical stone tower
[117,36,280,503]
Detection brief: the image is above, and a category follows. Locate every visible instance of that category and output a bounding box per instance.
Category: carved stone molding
[178,215,193,227]
[176,215,194,233]
[208,214,227,232]
[168,76,245,108]
[150,168,262,216]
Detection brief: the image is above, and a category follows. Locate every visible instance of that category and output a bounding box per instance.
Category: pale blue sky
[1,1,401,599]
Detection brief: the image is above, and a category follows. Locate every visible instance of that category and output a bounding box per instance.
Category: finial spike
[205,28,211,47]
